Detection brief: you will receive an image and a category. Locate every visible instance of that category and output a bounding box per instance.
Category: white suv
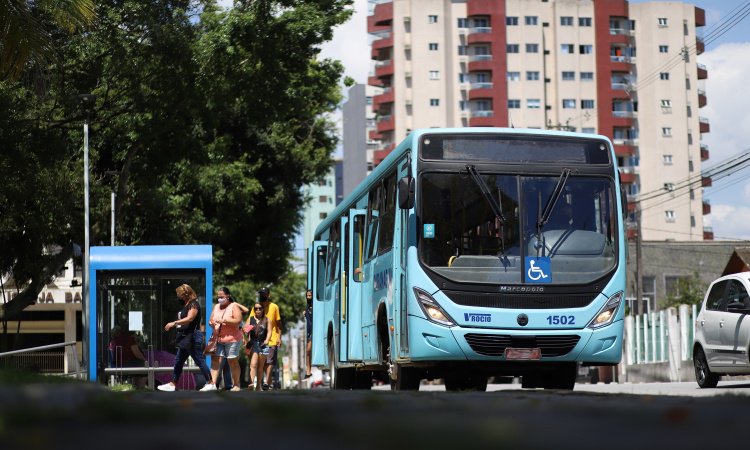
[693,272,750,388]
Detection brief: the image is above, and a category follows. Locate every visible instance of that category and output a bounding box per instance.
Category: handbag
[204,307,228,355]
[204,330,219,355]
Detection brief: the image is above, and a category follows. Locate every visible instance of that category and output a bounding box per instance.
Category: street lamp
[77,93,96,380]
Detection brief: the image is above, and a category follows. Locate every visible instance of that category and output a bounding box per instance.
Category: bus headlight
[587,291,623,329]
[414,288,456,327]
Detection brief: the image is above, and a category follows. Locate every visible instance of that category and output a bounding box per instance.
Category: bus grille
[464,334,581,357]
[444,291,596,309]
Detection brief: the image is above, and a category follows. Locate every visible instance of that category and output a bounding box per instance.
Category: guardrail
[0,341,81,379]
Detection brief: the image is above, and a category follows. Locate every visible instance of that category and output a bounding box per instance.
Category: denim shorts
[216,341,240,359]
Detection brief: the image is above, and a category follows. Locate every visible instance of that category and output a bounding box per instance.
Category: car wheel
[694,347,720,388]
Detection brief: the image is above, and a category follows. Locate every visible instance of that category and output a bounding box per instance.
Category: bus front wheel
[328,338,353,389]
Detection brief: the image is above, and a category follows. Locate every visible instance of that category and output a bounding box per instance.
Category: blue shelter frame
[89,245,212,382]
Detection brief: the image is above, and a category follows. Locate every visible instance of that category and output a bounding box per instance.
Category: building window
[658,17,668,26]
[507,71,520,81]
[428,15,438,24]
[579,17,592,27]
[660,99,672,108]
[507,44,519,53]
[689,160,694,172]
[687,105,692,117]
[660,72,670,80]
[459,100,467,111]
[659,45,669,53]
[319,212,327,219]
[691,215,696,228]
[664,183,674,192]
[561,44,575,54]
[688,133,693,145]
[579,45,593,54]
[508,99,521,109]
[690,188,695,199]
[562,99,576,109]
[562,71,575,81]
[662,127,672,136]
[582,127,596,134]
[430,98,440,106]
[458,18,468,28]
[319,195,327,202]
[506,16,518,26]
[429,43,438,51]
[525,16,538,26]
[686,77,691,89]
[429,70,439,80]
[561,16,573,26]
[663,155,673,165]
[526,43,539,53]
[581,99,595,109]
[526,71,539,81]
[457,45,467,55]
[580,72,594,81]
[665,210,675,222]
[527,99,541,109]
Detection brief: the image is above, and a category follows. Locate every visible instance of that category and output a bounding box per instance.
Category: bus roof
[312,127,613,240]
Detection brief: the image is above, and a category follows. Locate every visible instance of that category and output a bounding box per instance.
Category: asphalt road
[1,381,748,450]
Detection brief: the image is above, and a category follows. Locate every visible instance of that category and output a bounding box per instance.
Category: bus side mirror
[398,176,415,210]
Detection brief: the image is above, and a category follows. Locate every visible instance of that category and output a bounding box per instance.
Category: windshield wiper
[466,165,506,225]
[536,168,571,242]
[466,165,508,260]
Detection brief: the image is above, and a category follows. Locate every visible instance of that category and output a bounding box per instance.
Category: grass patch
[0,367,83,385]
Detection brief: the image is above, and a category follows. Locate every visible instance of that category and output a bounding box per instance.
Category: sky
[316,0,750,241]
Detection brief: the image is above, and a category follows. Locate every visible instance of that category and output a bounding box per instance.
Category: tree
[0,0,352,333]
[662,273,706,309]
[0,0,95,80]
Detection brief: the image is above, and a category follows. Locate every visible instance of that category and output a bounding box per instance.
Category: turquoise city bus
[307,128,626,390]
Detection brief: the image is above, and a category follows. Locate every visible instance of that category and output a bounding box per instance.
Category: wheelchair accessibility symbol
[525,257,552,283]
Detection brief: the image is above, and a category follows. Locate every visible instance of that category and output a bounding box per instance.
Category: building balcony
[619,168,637,184]
[374,59,394,78]
[703,227,714,241]
[699,116,710,133]
[608,32,631,45]
[467,55,493,72]
[695,7,706,27]
[373,88,394,108]
[376,114,395,132]
[701,143,709,161]
[369,129,383,141]
[374,143,396,167]
[611,115,635,128]
[371,34,393,57]
[701,175,712,187]
[609,58,635,72]
[703,199,711,215]
[612,110,636,119]
[370,1,392,27]
[368,75,385,87]
[695,37,705,55]
[467,27,493,44]
[469,110,496,127]
[614,142,637,157]
[468,83,494,99]
[697,63,707,79]
[698,89,707,107]
[467,0,500,16]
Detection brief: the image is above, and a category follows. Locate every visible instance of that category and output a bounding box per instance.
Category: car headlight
[414,288,456,327]
[587,291,623,329]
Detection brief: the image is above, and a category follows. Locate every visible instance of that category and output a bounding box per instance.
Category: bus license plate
[504,348,541,360]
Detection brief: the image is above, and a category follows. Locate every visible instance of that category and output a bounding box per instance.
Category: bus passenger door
[338,217,350,363]
[347,209,366,361]
[309,241,328,366]
[393,158,411,359]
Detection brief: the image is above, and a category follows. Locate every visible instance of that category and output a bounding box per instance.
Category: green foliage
[0,0,353,322]
[661,273,707,309]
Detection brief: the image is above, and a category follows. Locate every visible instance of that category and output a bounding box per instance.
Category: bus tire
[390,363,420,391]
[328,338,353,390]
[542,363,577,390]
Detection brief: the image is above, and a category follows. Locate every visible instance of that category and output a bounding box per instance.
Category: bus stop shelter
[89,245,212,387]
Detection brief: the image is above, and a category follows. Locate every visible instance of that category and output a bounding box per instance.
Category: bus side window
[316,246,327,299]
[378,172,396,254]
[326,221,340,284]
[353,215,365,282]
[364,185,381,261]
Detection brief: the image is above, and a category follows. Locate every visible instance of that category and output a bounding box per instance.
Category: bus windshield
[419,172,617,285]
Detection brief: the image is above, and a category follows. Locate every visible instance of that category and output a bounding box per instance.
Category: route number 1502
[546,315,575,325]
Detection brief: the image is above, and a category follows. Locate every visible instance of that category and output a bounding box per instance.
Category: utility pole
[78,93,96,380]
[635,203,643,316]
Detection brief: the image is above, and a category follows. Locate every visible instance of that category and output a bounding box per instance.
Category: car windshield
[419,172,618,284]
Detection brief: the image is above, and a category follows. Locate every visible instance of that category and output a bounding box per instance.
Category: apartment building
[366,0,710,241]
[301,165,338,248]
